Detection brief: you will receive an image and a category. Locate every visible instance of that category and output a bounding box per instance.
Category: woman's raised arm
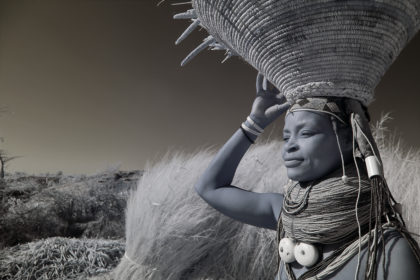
[194,73,290,230]
[195,127,283,230]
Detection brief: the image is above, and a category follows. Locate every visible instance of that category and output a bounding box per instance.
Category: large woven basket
[174,0,420,105]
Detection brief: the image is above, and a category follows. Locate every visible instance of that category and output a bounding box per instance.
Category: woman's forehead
[284,111,330,131]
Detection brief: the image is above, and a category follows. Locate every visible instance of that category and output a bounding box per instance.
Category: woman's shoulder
[324,229,420,280]
[383,229,417,255]
[380,229,420,279]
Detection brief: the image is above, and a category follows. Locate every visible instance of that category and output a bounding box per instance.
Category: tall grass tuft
[113,141,287,279]
[372,114,420,242]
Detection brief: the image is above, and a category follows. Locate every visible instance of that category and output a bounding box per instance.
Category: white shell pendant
[278,238,296,263]
[294,242,319,267]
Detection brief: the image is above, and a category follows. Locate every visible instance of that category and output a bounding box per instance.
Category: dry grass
[0,170,140,248]
[113,141,288,280]
[372,114,420,240]
[0,237,124,280]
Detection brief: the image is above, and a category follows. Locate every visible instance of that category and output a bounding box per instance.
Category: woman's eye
[301,131,314,137]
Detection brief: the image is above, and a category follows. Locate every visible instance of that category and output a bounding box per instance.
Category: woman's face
[282,110,346,182]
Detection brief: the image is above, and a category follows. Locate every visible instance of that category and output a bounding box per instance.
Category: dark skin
[194,74,420,279]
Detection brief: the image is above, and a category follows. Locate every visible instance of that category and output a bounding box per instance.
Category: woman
[194,73,420,279]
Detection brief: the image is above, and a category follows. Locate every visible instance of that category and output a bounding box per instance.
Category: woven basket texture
[190,0,420,105]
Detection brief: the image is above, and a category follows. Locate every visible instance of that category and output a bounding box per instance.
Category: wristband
[240,126,255,144]
[247,116,264,133]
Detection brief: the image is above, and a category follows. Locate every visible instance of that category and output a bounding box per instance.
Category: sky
[0,0,419,175]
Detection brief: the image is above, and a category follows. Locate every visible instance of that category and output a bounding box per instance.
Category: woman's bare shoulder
[381,229,420,279]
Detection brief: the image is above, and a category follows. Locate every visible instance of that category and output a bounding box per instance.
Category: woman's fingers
[276,93,286,103]
[256,72,264,94]
[263,77,280,95]
[265,102,291,118]
[263,76,268,91]
[252,73,290,126]
[257,72,278,93]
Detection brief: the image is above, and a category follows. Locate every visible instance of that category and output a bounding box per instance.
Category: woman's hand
[249,73,290,129]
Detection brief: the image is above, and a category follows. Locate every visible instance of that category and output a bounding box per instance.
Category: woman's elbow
[194,177,216,198]
[194,181,204,196]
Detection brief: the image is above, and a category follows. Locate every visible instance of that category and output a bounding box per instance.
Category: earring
[331,117,348,184]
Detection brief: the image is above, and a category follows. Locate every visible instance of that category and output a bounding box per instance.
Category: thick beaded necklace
[279,181,320,267]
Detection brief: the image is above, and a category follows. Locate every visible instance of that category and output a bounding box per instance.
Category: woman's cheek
[306,137,328,155]
[301,140,326,168]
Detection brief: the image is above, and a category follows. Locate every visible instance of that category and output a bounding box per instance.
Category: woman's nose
[284,138,299,153]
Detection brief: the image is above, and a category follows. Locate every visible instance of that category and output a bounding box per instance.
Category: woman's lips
[284,159,303,167]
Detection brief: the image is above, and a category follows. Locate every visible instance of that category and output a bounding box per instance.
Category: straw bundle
[0,237,124,280]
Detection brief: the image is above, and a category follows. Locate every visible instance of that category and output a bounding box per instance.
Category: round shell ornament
[278,237,297,263]
[173,0,420,106]
[294,242,320,267]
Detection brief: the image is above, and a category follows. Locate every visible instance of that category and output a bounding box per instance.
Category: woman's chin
[286,167,319,183]
[286,169,308,182]
[287,165,340,183]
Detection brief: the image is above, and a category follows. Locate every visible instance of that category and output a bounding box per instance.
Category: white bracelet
[241,122,261,136]
[246,116,264,133]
